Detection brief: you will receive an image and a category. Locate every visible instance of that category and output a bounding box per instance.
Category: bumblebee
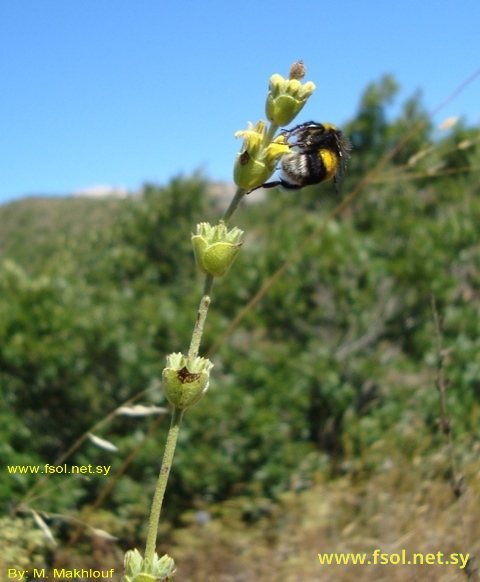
[263,122,351,194]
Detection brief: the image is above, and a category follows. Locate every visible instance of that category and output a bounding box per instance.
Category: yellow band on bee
[319,149,338,179]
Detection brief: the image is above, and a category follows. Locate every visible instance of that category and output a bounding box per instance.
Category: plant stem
[144,405,184,564]
[188,274,215,359]
[144,186,248,564]
[264,122,279,146]
[223,188,247,224]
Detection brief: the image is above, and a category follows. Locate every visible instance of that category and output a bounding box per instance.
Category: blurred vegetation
[1,75,480,579]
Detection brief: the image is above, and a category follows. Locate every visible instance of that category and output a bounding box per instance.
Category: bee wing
[334,135,352,194]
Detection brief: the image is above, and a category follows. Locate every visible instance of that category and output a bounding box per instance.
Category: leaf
[116,405,168,417]
[90,527,119,541]
[32,510,57,545]
[88,433,118,452]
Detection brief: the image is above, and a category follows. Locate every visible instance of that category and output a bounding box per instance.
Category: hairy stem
[144,406,184,563]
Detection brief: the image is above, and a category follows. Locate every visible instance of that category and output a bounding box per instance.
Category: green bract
[192,222,244,277]
[122,549,176,582]
[265,73,316,127]
[162,353,214,409]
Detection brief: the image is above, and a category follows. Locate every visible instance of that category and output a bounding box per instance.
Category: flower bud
[122,549,176,582]
[234,121,289,191]
[192,222,243,277]
[162,353,213,409]
[265,73,316,127]
[289,60,306,80]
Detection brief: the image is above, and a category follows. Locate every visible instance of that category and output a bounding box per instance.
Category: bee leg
[246,180,282,195]
[333,176,341,197]
[260,180,282,189]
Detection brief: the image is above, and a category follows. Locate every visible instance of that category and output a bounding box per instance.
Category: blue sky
[1,1,479,204]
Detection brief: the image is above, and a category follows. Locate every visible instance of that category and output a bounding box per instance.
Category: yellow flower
[234,121,289,190]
